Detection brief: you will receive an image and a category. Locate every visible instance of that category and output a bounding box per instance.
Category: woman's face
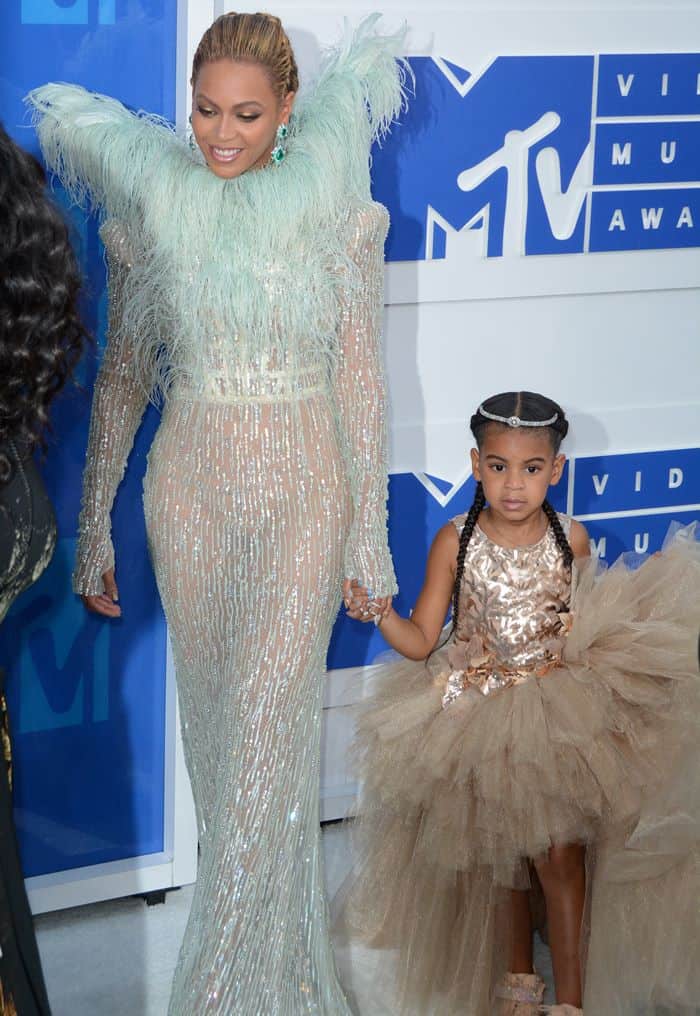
[191,59,294,180]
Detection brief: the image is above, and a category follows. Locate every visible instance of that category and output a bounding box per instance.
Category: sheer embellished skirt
[143,391,352,1015]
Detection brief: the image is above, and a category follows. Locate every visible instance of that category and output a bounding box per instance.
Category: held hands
[81,568,121,618]
[343,578,392,627]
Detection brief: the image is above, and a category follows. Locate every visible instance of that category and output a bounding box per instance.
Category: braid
[425,481,485,668]
[542,499,574,571]
[452,482,486,626]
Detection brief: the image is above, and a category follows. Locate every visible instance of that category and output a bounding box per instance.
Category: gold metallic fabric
[442,520,571,703]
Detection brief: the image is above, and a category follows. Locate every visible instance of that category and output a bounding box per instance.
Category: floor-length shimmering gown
[29,21,405,1014]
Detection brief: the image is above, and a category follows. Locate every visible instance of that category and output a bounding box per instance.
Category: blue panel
[1,1,176,876]
[21,0,89,25]
[589,188,700,251]
[370,51,700,264]
[586,510,699,564]
[370,55,593,262]
[598,54,700,117]
[594,122,700,185]
[573,448,700,515]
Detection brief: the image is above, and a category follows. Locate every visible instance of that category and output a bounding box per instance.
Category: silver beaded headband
[477,404,558,428]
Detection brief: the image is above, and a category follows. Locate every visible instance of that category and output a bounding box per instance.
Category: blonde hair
[191,11,299,99]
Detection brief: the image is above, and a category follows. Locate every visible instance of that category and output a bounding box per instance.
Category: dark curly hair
[450,391,573,629]
[0,124,89,450]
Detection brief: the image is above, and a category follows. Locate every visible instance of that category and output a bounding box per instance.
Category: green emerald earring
[187,113,197,153]
[270,122,288,165]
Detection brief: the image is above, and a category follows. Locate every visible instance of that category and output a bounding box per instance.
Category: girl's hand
[81,568,121,618]
[343,578,392,625]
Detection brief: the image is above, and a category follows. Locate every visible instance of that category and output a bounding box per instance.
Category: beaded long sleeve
[334,203,397,597]
[72,224,150,596]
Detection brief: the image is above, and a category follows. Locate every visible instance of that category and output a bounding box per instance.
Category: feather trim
[298,14,410,196]
[27,83,175,218]
[25,17,408,401]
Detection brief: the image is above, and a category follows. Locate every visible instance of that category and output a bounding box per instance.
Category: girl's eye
[239,114,261,122]
[197,107,216,117]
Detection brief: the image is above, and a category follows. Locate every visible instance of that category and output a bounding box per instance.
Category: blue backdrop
[0,0,176,878]
[370,52,700,260]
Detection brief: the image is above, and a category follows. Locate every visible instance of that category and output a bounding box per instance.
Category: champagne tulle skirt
[336,526,700,1015]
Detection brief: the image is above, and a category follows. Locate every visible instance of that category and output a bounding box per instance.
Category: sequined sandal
[495,972,546,1015]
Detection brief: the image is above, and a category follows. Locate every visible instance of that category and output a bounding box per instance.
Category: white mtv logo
[426,59,592,259]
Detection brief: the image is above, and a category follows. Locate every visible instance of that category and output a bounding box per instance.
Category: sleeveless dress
[27,19,406,1015]
[339,513,700,1015]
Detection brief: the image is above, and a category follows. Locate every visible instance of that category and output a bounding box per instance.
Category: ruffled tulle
[336,525,700,1014]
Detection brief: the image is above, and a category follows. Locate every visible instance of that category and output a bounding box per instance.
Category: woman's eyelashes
[196,107,261,122]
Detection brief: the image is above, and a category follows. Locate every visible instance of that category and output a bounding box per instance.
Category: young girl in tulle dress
[341,390,700,1015]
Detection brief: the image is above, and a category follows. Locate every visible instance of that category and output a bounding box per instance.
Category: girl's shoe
[495,972,546,1015]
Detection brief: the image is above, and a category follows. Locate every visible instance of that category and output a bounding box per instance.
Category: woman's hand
[81,568,121,618]
[343,578,392,626]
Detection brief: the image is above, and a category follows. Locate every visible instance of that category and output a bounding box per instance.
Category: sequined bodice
[446,515,572,694]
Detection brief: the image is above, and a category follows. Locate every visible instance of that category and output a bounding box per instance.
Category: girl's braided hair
[451,391,573,630]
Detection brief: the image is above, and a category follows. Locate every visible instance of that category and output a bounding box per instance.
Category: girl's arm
[570,519,591,559]
[346,522,459,660]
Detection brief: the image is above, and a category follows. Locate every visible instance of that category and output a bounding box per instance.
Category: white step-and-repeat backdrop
[2,0,698,910]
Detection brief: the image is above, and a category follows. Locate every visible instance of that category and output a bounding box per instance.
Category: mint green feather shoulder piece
[26,82,178,222]
[26,14,407,216]
[25,17,408,400]
[292,14,410,199]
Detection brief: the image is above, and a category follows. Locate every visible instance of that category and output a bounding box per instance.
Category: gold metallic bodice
[443,515,572,703]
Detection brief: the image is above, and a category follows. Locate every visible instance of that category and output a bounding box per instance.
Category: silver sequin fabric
[72,205,394,1013]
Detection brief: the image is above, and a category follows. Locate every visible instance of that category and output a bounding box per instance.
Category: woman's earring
[270,122,288,165]
[187,114,197,153]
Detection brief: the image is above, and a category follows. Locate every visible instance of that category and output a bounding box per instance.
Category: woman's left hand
[343,578,392,625]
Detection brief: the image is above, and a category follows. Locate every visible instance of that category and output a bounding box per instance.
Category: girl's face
[191,59,294,180]
[471,425,565,522]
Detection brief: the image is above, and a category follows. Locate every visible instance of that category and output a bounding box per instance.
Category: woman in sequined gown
[28,13,404,1015]
[342,392,700,1015]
